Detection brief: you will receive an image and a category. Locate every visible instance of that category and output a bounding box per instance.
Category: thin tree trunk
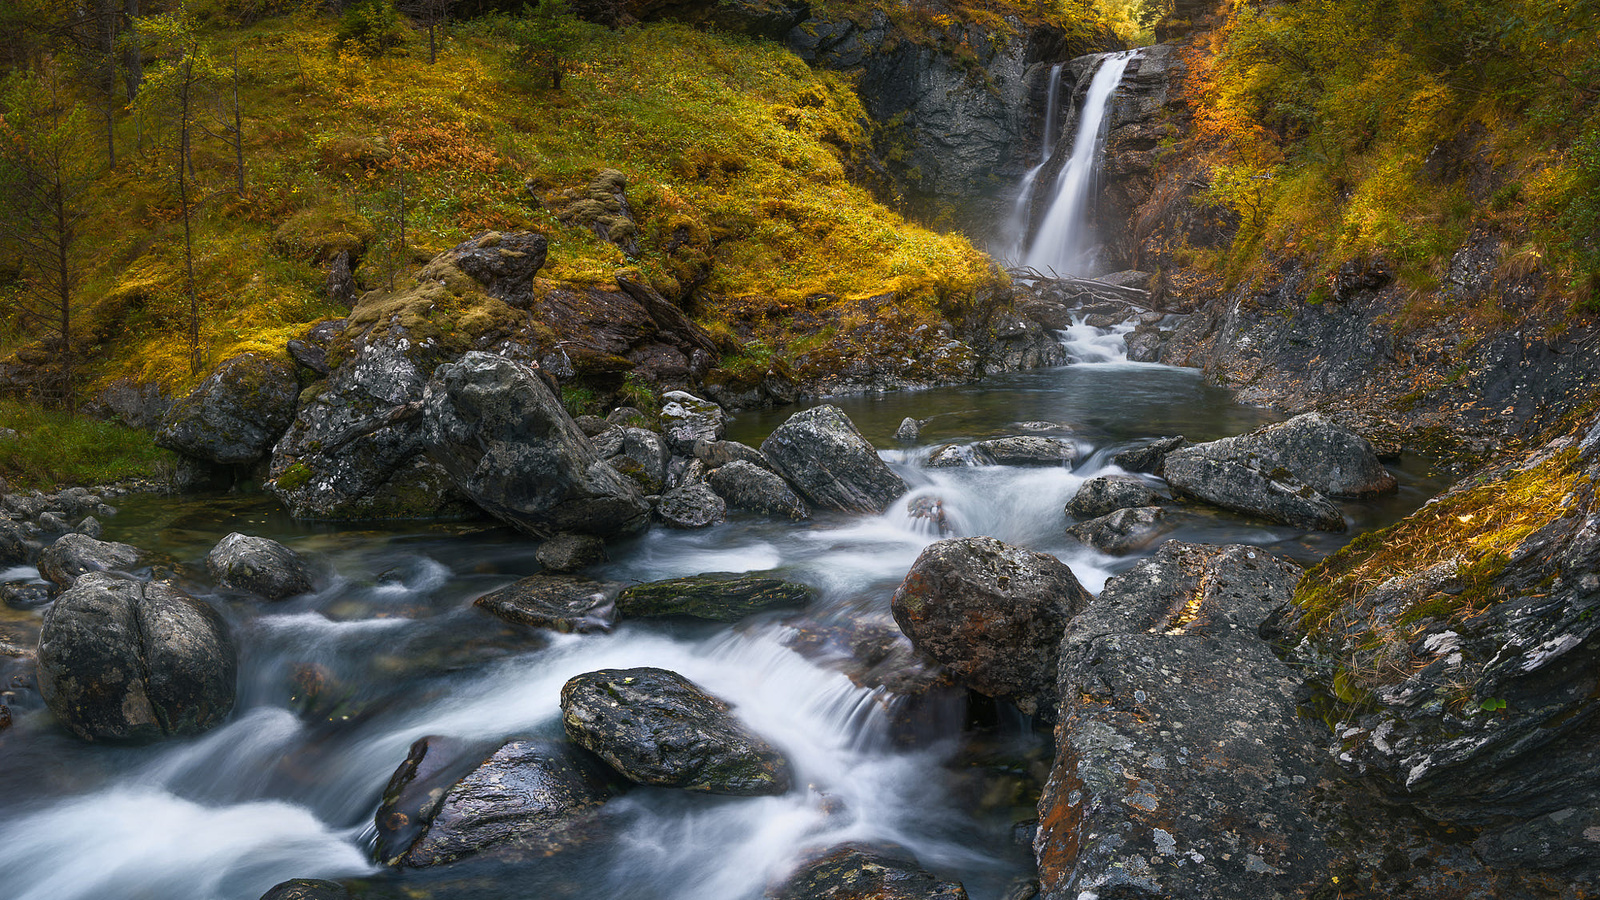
[428,22,436,64]
[122,0,143,99]
[178,59,201,374]
[232,48,244,195]
[55,182,73,411]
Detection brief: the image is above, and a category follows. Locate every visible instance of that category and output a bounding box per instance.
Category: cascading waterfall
[1016,50,1139,276]
[996,63,1066,262]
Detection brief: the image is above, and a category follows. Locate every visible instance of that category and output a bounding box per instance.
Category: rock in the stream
[36,573,235,741]
[973,436,1077,467]
[2,582,52,610]
[259,880,350,900]
[1180,413,1396,498]
[37,533,142,588]
[659,391,726,454]
[537,533,607,573]
[560,667,792,795]
[694,438,774,472]
[760,405,906,514]
[157,352,300,466]
[422,352,650,538]
[895,417,922,443]
[1162,447,1347,532]
[1124,329,1164,363]
[1065,506,1167,555]
[1,517,40,565]
[768,844,968,900]
[377,736,623,867]
[707,460,810,520]
[206,533,313,601]
[615,573,814,622]
[655,483,728,529]
[923,444,979,468]
[1111,436,1186,473]
[1066,475,1158,519]
[890,537,1091,717]
[473,575,618,634]
[1036,542,1330,900]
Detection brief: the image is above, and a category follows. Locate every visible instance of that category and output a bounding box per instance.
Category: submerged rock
[973,436,1077,467]
[761,405,906,514]
[1065,475,1158,519]
[561,667,792,795]
[157,352,300,466]
[36,573,235,741]
[1064,506,1167,555]
[615,573,814,622]
[473,575,618,634]
[37,533,142,588]
[890,537,1090,717]
[206,533,313,601]
[707,460,810,520]
[654,483,728,529]
[768,844,968,900]
[1037,542,1330,900]
[422,352,650,538]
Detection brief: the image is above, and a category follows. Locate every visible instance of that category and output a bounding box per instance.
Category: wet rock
[472,575,618,634]
[973,436,1076,467]
[206,533,313,601]
[707,460,810,520]
[659,391,726,454]
[1,517,40,565]
[761,405,906,514]
[37,533,142,588]
[560,666,792,795]
[1124,329,1164,363]
[588,423,626,458]
[537,533,607,574]
[36,573,235,741]
[905,496,952,537]
[1163,446,1346,532]
[924,444,979,468]
[379,736,623,868]
[2,582,52,610]
[1096,270,1153,290]
[1037,542,1329,900]
[617,428,670,487]
[768,844,968,900]
[1066,475,1158,519]
[616,573,814,622]
[286,319,347,377]
[157,353,300,465]
[693,438,774,472]
[655,484,728,529]
[1065,506,1167,555]
[895,417,922,443]
[890,537,1091,717]
[260,879,350,900]
[1182,413,1395,498]
[422,352,650,538]
[1111,436,1186,473]
[37,511,70,533]
[74,516,103,539]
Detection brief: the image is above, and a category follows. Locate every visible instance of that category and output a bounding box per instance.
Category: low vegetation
[0,399,176,488]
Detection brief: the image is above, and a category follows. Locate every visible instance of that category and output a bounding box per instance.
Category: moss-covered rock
[157,353,300,467]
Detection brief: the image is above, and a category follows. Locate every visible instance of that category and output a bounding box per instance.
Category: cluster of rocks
[1014,274,1183,363]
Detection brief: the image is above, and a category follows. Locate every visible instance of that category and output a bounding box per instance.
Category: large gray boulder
[206,533,313,601]
[37,533,142,588]
[157,352,300,465]
[1163,452,1346,532]
[890,537,1091,717]
[706,460,809,520]
[1065,506,1167,555]
[1037,542,1330,900]
[422,352,650,538]
[973,436,1077,467]
[1181,413,1396,498]
[1066,475,1158,518]
[654,483,727,529]
[561,667,792,796]
[36,573,235,741]
[760,405,906,514]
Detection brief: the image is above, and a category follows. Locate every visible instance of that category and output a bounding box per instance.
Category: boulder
[560,667,792,795]
[1110,436,1185,473]
[205,533,314,601]
[36,573,235,741]
[1124,329,1164,362]
[973,436,1077,467]
[707,460,810,520]
[2,582,52,610]
[285,319,347,377]
[659,391,726,454]
[259,880,350,900]
[923,444,979,468]
[890,537,1091,717]
[422,352,650,538]
[1036,543,1330,900]
[615,573,814,622]
[655,484,728,529]
[1169,414,1395,498]
[760,405,906,514]
[37,533,142,588]
[1065,506,1167,555]
[693,438,774,472]
[768,845,968,900]
[1,517,39,565]
[536,533,607,573]
[894,417,922,443]
[1162,450,1346,531]
[473,575,618,634]
[450,231,549,305]
[1065,475,1158,518]
[157,353,300,465]
[377,736,622,868]
[617,428,670,486]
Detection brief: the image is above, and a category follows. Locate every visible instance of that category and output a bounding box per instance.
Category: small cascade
[996,63,1066,261]
[1017,50,1139,277]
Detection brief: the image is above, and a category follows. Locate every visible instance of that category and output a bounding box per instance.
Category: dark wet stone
[891,537,1091,718]
[473,575,618,634]
[1,582,52,610]
[36,573,235,741]
[924,444,978,468]
[693,438,774,472]
[1065,506,1167,555]
[157,352,300,465]
[616,572,814,622]
[1162,449,1346,532]
[768,844,968,900]
[37,533,142,588]
[973,436,1077,467]
[259,879,350,900]
[761,405,906,514]
[655,483,728,529]
[707,460,809,520]
[537,533,608,574]
[659,391,726,454]
[1173,413,1396,498]
[1110,436,1186,473]
[0,516,40,565]
[561,666,792,795]
[895,417,922,443]
[206,533,313,601]
[1066,475,1158,519]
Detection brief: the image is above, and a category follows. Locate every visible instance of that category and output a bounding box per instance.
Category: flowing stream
[0,324,1444,900]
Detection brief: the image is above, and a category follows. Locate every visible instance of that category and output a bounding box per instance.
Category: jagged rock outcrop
[761,405,906,514]
[157,352,300,468]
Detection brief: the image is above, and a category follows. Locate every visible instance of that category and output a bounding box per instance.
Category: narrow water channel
[0,323,1444,900]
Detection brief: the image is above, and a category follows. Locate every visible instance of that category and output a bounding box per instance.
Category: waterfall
[995,63,1066,262]
[1015,50,1139,277]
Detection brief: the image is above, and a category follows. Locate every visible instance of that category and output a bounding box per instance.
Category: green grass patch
[0,400,177,489]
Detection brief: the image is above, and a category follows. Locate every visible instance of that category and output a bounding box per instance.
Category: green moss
[0,401,178,489]
[274,461,315,492]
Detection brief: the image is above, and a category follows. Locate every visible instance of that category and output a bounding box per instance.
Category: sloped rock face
[422,352,650,538]
[37,573,235,741]
[157,352,299,467]
[761,405,906,514]
[891,536,1090,717]
[561,667,793,796]
[1037,542,1331,900]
